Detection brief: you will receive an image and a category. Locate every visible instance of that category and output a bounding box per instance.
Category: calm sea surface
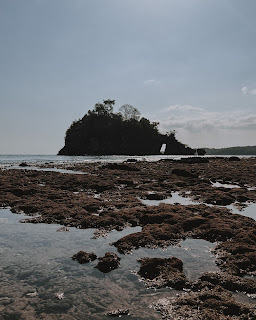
[0,154,255,167]
[0,154,197,166]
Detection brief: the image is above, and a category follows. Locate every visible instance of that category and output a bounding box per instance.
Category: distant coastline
[205,145,256,155]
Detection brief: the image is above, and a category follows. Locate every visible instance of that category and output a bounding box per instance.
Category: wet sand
[0,157,256,319]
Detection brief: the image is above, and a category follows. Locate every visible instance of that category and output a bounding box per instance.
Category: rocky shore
[1,157,256,319]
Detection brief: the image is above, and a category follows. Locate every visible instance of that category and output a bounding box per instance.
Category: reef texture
[138,257,188,289]
[154,286,256,320]
[1,157,256,318]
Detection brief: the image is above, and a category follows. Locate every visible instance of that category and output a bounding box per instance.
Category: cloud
[153,104,256,148]
[157,105,256,134]
[241,86,256,95]
[249,88,256,96]
[144,79,156,86]
[241,86,248,95]
[166,105,204,112]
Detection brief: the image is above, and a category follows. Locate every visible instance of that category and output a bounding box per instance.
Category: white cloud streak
[144,79,156,86]
[157,105,256,134]
[166,105,204,112]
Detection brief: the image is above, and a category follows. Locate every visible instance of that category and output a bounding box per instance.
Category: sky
[1,0,256,154]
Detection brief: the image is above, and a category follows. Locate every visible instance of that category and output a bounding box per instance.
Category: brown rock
[154,286,256,320]
[95,252,121,273]
[138,257,188,289]
[72,251,97,264]
[197,271,256,294]
[172,168,197,178]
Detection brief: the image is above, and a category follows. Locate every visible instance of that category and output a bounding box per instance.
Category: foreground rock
[1,157,256,317]
[112,204,256,275]
[1,159,255,276]
[195,271,256,294]
[72,251,97,264]
[138,257,189,289]
[136,255,256,318]
[95,252,121,273]
[154,286,256,320]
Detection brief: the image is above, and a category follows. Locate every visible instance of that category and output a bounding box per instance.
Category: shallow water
[7,165,88,175]
[139,192,201,206]
[140,192,256,221]
[0,208,217,319]
[228,202,256,220]
[211,181,241,189]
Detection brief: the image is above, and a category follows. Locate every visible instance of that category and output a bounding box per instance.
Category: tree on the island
[166,130,176,137]
[119,104,141,121]
[91,99,115,116]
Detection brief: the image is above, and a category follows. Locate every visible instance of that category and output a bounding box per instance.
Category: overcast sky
[1,0,256,154]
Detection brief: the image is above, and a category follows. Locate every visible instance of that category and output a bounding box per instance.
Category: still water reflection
[0,208,217,319]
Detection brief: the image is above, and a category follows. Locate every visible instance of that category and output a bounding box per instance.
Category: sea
[0,154,255,319]
[0,153,200,166]
[0,153,255,167]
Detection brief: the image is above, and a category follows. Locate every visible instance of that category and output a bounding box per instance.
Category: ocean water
[0,154,187,167]
[1,154,255,167]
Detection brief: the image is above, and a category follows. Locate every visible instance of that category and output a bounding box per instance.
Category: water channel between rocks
[6,165,88,175]
[0,208,218,320]
[140,191,256,221]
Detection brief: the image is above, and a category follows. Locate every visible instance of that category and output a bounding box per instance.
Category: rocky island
[58,100,198,156]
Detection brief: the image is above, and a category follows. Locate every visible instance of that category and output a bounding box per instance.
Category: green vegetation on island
[205,146,256,155]
[58,100,196,156]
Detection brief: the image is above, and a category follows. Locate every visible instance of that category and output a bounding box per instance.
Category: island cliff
[58,100,195,156]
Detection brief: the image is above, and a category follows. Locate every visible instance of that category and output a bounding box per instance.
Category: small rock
[124,158,137,163]
[56,226,70,232]
[138,256,188,290]
[96,252,121,273]
[100,163,140,171]
[72,251,97,264]
[144,192,166,200]
[228,156,240,161]
[179,157,209,164]
[19,162,28,167]
[106,309,130,317]
[172,169,197,178]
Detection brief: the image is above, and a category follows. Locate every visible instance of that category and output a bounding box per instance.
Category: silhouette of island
[58,100,197,156]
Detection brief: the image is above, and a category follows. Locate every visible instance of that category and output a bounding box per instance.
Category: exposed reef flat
[1,157,256,318]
